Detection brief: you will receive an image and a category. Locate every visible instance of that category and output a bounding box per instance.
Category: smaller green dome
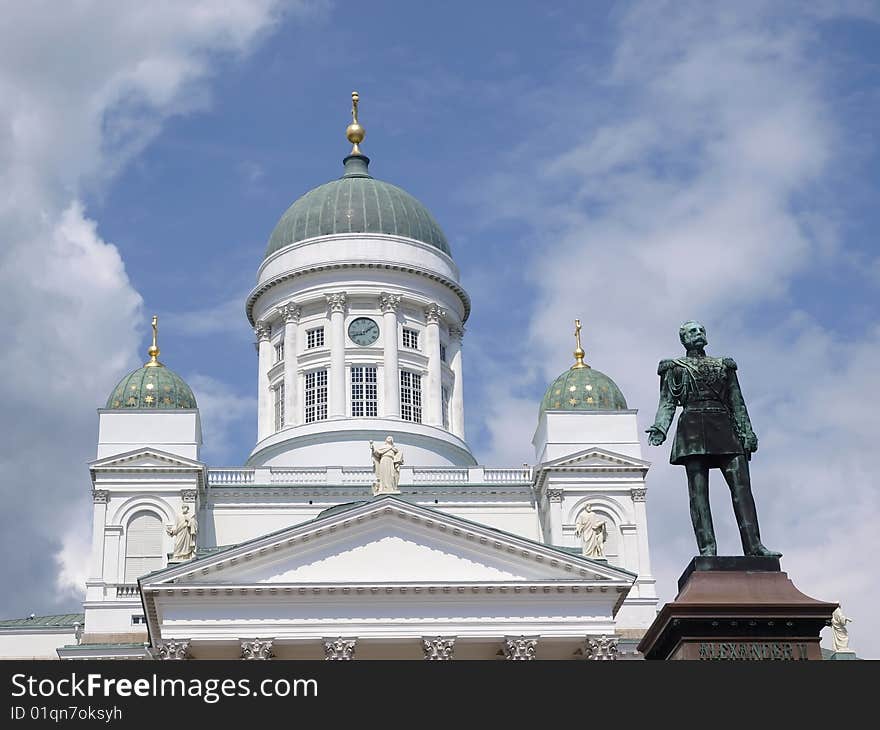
[106,364,197,410]
[540,365,628,413]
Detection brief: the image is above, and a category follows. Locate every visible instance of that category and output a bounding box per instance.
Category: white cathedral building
[0,97,658,660]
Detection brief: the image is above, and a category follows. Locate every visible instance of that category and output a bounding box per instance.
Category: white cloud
[472,2,880,656]
[0,2,302,616]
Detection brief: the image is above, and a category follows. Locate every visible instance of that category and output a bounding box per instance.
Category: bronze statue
[647,320,780,558]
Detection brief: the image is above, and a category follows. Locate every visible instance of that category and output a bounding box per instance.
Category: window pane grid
[305,369,328,423]
[274,382,285,431]
[351,366,378,417]
[402,328,419,350]
[400,370,422,423]
[306,327,325,349]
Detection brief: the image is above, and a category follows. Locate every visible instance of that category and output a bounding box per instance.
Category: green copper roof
[540,365,628,413]
[265,154,450,258]
[0,613,83,628]
[106,363,197,410]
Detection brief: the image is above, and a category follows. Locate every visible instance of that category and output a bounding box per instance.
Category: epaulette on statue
[722,357,737,370]
[658,359,675,375]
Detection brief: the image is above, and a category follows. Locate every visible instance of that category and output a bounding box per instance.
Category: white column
[89,490,109,581]
[256,322,272,441]
[380,293,402,418]
[448,324,465,439]
[632,488,654,581]
[547,489,564,544]
[424,303,445,427]
[279,304,301,427]
[326,292,347,418]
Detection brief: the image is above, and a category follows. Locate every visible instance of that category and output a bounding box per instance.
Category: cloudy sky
[1,1,878,657]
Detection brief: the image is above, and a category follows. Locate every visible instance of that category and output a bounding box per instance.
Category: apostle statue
[370,436,403,496]
[646,320,780,558]
[167,504,198,562]
[831,606,854,652]
[574,504,607,559]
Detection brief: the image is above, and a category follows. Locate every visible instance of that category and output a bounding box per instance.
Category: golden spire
[572,318,589,369]
[346,90,365,155]
[145,314,163,367]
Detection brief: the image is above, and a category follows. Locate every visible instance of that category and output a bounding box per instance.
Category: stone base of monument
[637,557,836,660]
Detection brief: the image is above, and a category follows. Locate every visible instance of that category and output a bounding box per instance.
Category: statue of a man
[831,606,853,652]
[646,320,780,558]
[574,504,607,558]
[167,504,198,561]
[370,436,403,495]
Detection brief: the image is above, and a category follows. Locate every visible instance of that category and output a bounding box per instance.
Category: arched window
[124,511,164,582]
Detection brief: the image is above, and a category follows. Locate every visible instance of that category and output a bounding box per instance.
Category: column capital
[631,487,647,502]
[92,489,110,504]
[583,635,619,660]
[325,292,348,314]
[154,639,191,660]
[241,638,275,660]
[546,488,564,503]
[323,637,356,660]
[503,635,537,660]
[379,292,402,314]
[181,490,198,503]
[424,303,446,325]
[277,303,301,323]
[255,322,271,342]
[422,636,455,660]
[448,323,465,341]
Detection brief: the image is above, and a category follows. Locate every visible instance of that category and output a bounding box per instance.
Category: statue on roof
[831,606,853,652]
[370,436,403,496]
[575,504,607,559]
[646,320,780,559]
[167,504,198,562]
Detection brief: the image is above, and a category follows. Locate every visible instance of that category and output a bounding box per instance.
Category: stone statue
[574,504,607,558]
[167,504,198,561]
[646,320,780,558]
[831,606,853,652]
[370,436,403,495]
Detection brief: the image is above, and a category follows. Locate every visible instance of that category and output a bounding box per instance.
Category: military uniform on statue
[638,320,835,660]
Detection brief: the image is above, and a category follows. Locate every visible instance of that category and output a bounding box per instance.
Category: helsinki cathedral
[0,94,657,660]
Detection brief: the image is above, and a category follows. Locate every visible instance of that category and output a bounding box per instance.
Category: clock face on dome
[348,317,380,346]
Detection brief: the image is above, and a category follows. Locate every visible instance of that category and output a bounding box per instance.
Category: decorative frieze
[379,292,402,314]
[631,488,647,502]
[584,635,619,660]
[92,490,110,504]
[181,490,198,503]
[324,637,356,660]
[154,640,191,660]
[503,636,537,660]
[424,303,446,325]
[277,303,301,323]
[423,636,455,660]
[325,292,348,314]
[241,639,274,660]
[546,488,564,503]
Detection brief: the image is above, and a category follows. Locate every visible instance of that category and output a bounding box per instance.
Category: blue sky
[1,1,878,657]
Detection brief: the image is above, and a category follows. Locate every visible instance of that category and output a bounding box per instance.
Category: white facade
[0,145,659,660]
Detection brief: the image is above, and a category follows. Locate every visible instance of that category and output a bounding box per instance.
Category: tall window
[124,511,164,582]
[402,327,419,350]
[400,370,422,423]
[351,366,378,417]
[274,341,284,363]
[305,369,328,423]
[440,343,447,363]
[442,386,450,429]
[273,382,285,430]
[306,327,325,349]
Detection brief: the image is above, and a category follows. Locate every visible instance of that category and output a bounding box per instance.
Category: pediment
[144,497,635,589]
[90,447,205,472]
[540,447,650,471]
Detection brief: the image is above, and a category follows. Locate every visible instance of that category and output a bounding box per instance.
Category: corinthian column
[256,322,272,441]
[379,293,402,418]
[278,304,301,426]
[448,324,465,439]
[424,303,445,427]
[325,292,347,418]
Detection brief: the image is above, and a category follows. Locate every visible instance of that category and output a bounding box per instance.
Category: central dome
[265,154,450,259]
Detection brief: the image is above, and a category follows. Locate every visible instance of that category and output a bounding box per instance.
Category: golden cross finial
[572,318,588,369]
[145,314,162,367]
[346,90,365,155]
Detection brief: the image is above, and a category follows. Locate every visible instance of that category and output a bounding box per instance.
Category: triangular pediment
[540,447,650,471]
[90,447,205,471]
[143,496,635,589]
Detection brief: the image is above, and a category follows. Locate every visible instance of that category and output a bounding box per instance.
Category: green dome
[265,155,450,259]
[540,365,628,413]
[106,364,197,410]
